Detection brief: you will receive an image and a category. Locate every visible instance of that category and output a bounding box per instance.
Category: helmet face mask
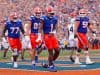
[10,12,18,22]
[47,13,54,18]
[33,7,42,18]
[13,16,18,20]
[34,12,41,18]
[79,9,87,17]
[12,16,18,22]
[79,13,87,17]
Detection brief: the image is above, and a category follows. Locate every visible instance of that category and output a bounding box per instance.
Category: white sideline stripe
[80,65,87,67]
[58,65,87,68]
[6,63,12,65]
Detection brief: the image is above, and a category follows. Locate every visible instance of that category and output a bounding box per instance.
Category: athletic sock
[32,60,35,64]
[35,56,38,62]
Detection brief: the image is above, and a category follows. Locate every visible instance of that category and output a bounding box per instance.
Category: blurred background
[0,0,99,49]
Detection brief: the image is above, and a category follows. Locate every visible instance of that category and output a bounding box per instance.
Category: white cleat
[74,62,82,65]
[86,57,94,64]
[74,57,82,65]
[86,61,94,65]
[13,62,18,68]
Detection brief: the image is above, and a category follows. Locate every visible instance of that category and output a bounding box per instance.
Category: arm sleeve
[2,25,7,37]
[20,21,25,34]
[20,25,25,34]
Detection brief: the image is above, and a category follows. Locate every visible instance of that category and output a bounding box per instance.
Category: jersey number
[82,21,88,28]
[70,26,73,32]
[51,24,54,32]
[34,23,39,29]
[10,27,19,34]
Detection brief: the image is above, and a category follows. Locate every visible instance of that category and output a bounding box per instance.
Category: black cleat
[70,57,75,62]
[42,63,49,68]
[48,66,57,72]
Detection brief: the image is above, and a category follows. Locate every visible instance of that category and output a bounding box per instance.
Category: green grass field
[0,49,100,61]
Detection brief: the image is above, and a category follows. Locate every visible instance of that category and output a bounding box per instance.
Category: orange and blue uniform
[41,15,59,50]
[5,19,24,51]
[29,16,41,49]
[76,16,89,49]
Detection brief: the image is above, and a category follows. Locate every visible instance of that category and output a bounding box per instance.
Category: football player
[67,11,78,62]
[26,7,42,69]
[40,6,60,72]
[2,12,25,68]
[21,24,32,61]
[74,9,95,64]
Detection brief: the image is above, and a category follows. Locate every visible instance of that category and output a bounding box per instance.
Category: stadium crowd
[0,0,100,49]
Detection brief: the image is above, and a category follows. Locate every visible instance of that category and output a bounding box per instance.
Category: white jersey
[68,17,76,47]
[22,24,31,49]
[22,36,32,49]
[68,18,76,40]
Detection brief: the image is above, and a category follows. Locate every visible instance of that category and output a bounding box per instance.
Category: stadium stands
[0,0,99,49]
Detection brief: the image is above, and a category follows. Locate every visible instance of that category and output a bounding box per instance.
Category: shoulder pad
[40,15,46,20]
[53,16,58,20]
[5,20,10,24]
[29,16,35,21]
[86,16,89,20]
[17,19,22,22]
